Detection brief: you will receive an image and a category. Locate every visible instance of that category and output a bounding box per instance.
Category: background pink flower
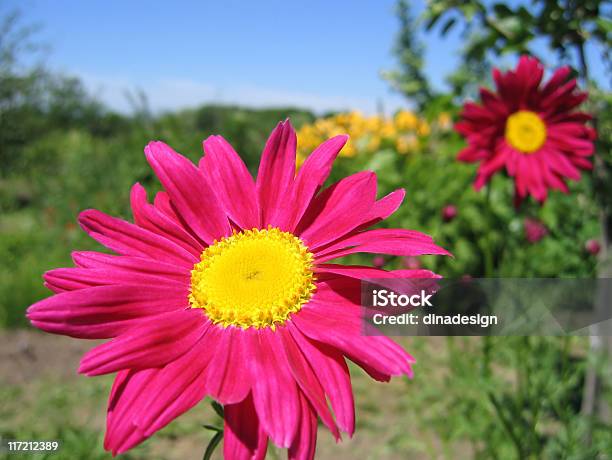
[442,204,457,222]
[524,217,548,243]
[585,238,601,256]
[455,56,595,204]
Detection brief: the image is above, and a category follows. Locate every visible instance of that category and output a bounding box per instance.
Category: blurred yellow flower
[395,110,418,131]
[342,141,357,157]
[296,109,430,159]
[380,120,397,138]
[367,135,381,151]
[417,120,430,137]
[365,115,383,131]
[396,134,418,155]
[437,112,453,131]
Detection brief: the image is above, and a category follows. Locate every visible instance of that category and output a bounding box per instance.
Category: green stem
[488,390,525,458]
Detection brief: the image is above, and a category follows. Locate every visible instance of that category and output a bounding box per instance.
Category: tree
[382,0,433,110]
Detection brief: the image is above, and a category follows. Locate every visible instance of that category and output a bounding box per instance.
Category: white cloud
[77,72,406,116]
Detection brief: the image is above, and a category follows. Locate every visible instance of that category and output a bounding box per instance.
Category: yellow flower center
[189,228,316,329]
[505,110,547,154]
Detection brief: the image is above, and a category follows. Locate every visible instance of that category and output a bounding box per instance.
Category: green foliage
[588,88,612,269]
[0,369,224,460]
[391,0,611,100]
[157,104,314,173]
[401,336,612,458]
[0,12,116,173]
[380,2,612,457]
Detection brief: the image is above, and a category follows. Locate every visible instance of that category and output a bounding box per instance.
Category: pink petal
[44,266,186,293]
[312,276,361,305]
[546,148,581,180]
[314,229,450,263]
[201,326,251,405]
[474,149,510,190]
[78,309,208,376]
[279,327,339,439]
[293,300,414,378]
[104,337,214,454]
[541,66,571,97]
[287,322,355,436]
[27,284,188,339]
[145,141,230,244]
[298,171,377,249]
[458,145,489,162]
[288,391,318,460]
[356,188,405,230]
[321,188,406,245]
[130,183,203,257]
[71,252,189,284]
[79,209,196,268]
[224,394,269,460]
[278,135,348,231]
[546,126,594,155]
[134,330,220,435]
[248,327,300,447]
[540,162,569,193]
[153,191,180,221]
[256,120,297,227]
[316,264,440,281]
[570,156,592,170]
[358,363,393,382]
[201,135,260,229]
[480,88,510,116]
[104,369,155,455]
[541,79,577,111]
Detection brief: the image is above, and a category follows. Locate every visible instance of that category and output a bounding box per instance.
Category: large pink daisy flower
[456,56,595,204]
[27,120,449,458]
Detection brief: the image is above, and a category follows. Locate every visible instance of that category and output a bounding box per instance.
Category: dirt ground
[0,330,441,460]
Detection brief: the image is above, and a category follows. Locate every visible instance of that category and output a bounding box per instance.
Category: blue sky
[7,0,609,114]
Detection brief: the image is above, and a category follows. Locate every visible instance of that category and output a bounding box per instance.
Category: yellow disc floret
[189,228,316,329]
[505,110,547,154]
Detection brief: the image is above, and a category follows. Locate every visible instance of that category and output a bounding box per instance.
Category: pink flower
[456,56,595,204]
[403,256,422,270]
[373,255,385,268]
[442,204,457,222]
[27,120,449,458]
[524,217,548,243]
[585,239,601,255]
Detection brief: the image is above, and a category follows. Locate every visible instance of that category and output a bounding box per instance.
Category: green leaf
[202,424,222,432]
[425,12,443,31]
[492,3,513,18]
[596,17,612,35]
[441,17,457,36]
[211,400,224,419]
[203,431,223,460]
